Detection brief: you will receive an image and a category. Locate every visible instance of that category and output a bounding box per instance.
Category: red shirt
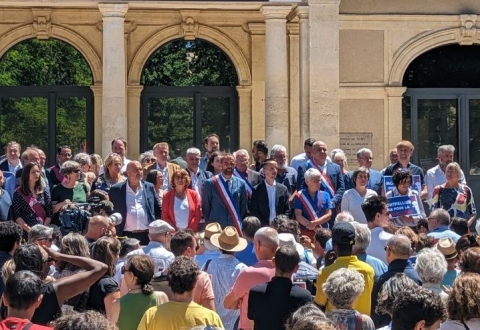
[0,317,52,330]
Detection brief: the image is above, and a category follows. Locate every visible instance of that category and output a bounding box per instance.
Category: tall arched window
[140,39,238,154]
[0,38,94,164]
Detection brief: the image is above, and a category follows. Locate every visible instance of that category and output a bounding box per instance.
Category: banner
[387,195,421,217]
[384,175,421,195]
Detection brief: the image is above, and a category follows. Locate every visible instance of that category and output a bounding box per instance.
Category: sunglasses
[121,265,132,275]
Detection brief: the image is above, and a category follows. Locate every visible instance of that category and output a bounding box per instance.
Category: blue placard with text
[387,195,420,217]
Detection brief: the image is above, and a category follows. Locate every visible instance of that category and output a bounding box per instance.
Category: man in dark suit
[46,145,72,189]
[0,141,22,174]
[250,159,289,227]
[344,148,383,195]
[202,153,247,231]
[233,149,262,198]
[185,147,212,199]
[297,141,345,228]
[109,161,161,245]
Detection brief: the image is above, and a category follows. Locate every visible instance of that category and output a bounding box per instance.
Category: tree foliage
[0,38,92,156]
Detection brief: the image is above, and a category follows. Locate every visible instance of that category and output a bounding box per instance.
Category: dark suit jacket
[345,168,383,195]
[297,160,345,206]
[0,160,11,173]
[250,181,290,226]
[108,180,161,235]
[201,175,247,229]
[46,164,63,188]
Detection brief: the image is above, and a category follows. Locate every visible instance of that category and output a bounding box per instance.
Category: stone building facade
[0,0,479,171]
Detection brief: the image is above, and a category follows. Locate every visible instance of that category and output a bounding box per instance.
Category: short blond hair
[396,140,414,152]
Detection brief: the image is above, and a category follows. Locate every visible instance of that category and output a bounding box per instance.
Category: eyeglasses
[37,237,54,243]
[384,245,390,251]
[144,158,156,163]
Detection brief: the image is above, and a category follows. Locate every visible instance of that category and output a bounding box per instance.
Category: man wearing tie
[202,153,248,231]
[250,159,290,227]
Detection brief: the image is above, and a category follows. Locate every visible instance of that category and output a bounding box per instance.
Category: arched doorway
[0,38,94,165]
[140,39,239,154]
[402,44,480,196]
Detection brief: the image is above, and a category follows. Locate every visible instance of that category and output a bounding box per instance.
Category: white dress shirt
[265,180,276,223]
[124,182,149,231]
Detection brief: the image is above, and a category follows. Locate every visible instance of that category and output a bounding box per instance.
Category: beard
[277,162,287,170]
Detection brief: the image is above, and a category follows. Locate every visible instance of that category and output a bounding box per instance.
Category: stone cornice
[98,3,128,18]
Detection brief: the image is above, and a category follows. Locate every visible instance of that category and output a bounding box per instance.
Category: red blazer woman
[162,188,202,231]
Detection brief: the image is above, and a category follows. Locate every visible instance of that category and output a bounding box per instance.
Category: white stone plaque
[339,132,373,165]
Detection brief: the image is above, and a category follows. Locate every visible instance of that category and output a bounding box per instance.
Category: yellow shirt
[137,301,224,330]
[314,255,375,315]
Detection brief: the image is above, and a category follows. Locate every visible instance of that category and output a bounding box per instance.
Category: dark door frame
[404,88,480,198]
[140,86,239,152]
[0,86,94,166]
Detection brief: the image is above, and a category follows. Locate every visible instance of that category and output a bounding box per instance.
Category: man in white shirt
[109,161,162,244]
[143,142,180,191]
[361,196,393,264]
[111,138,130,173]
[186,147,212,199]
[425,144,466,200]
[127,220,175,277]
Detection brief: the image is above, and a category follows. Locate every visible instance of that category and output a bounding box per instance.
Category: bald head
[126,161,142,184]
[254,227,279,260]
[312,141,328,165]
[387,234,412,259]
[85,215,109,241]
[89,215,108,228]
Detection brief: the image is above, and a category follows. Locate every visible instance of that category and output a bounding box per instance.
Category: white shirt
[205,254,246,330]
[290,153,308,172]
[156,163,170,190]
[128,241,175,277]
[174,195,189,229]
[7,159,22,173]
[425,164,466,200]
[266,180,276,223]
[121,157,131,173]
[341,188,377,224]
[367,227,393,264]
[124,182,149,231]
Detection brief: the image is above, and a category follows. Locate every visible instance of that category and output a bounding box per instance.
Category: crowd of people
[0,135,477,330]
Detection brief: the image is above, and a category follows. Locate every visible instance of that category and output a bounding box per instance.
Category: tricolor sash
[296,189,321,222]
[309,161,335,197]
[233,168,253,197]
[50,165,64,184]
[212,175,242,233]
[16,187,47,223]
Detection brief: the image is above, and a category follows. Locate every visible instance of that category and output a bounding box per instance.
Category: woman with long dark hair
[12,162,53,235]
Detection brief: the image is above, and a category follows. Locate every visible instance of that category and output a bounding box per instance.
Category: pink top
[230,260,276,330]
[193,270,215,307]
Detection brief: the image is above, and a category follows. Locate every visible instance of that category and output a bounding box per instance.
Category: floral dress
[430,184,477,220]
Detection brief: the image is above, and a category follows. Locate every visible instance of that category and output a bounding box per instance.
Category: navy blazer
[188,169,213,193]
[108,180,161,235]
[250,181,290,227]
[344,168,383,195]
[0,160,10,173]
[201,175,248,229]
[297,160,345,206]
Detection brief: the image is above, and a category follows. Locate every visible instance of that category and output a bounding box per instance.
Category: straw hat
[210,226,248,252]
[203,222,222,240]
[436,237,458,260]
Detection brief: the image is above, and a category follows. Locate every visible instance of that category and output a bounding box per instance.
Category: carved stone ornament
[182,17,198,41]
[32,9,52,40]
[456,14,477,45]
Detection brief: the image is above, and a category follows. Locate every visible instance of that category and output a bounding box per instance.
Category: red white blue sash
[296,190,321,221]
[212,175,242,233]
[310,161,335,197]
[233,169,253,197]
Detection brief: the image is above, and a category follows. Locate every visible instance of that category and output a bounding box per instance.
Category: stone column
[90,85,103,154]
[127,85,144,159]
[385,87,407,156]
[296,6,309,149]
[261,6,292,147]
[287,22,301,156]
[236,85,253,150]
[98,3,128,157]
[308,0,341,148]
[247,23,266,142]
